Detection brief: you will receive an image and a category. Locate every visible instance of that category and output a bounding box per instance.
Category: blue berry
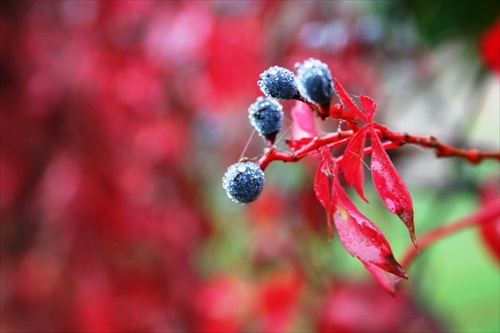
[258,66,299,100]
[222,161,265,204]
[248,97,284,141]
[295,58,334,107]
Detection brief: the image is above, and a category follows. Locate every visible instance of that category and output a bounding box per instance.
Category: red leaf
[340,128,368,202]
[333,79,367,122]
[369,129,417,247]
[359,95,377,122]
[291,100,317,140]
[332,178,408,280]
[314,151,335,238]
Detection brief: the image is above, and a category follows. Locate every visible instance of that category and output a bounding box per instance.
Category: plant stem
[256,127,500,171]
[373,124,500,164]
[400,199,500,269]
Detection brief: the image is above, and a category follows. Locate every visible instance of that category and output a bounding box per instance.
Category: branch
[374,124,500,164]
[256,131,354,170]
[400,199,500,269]
[256,126,500,170]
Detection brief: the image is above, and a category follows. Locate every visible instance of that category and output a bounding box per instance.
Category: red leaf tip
[385,254,409,280]
[398,209,418,249]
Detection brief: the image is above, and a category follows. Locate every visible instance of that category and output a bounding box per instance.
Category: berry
[295,58,334,107]
[222,161,265,204]
[248,97,284,141]
[258,66,299,100]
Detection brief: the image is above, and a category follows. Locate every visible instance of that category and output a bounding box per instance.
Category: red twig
[256,126,500,171]
[373,124,500,164]
[256,131,354,170]
[400,199,500,269]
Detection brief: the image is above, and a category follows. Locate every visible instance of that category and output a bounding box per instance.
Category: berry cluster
[222,56,500,295]
[223,58,333,204]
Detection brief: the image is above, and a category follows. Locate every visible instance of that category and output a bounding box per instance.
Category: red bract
[369,128,417,247]
[332,176,408,280]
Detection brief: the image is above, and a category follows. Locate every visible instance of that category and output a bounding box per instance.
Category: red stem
[257,131,354,170]
[373,124,500,164]
[256,125,500,171]
[400,199,500,269]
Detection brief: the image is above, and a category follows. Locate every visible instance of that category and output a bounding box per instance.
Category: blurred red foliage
[316,281,443,333]
[480,15,500,75]
[0,1,447,332]
[479,180,500,263]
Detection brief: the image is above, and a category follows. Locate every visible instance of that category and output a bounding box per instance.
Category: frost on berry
[258,66,299,100]
[222,162,265,204]
[295,58,334,107]
[248,97,284,142]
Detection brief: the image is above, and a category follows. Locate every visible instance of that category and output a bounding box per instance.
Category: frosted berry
[258,66,299,100]
[248,97,284,142]
[295,58,334,107]
[222,161,265,204]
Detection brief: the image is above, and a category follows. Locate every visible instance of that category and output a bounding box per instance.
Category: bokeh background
[1,1,499,332]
